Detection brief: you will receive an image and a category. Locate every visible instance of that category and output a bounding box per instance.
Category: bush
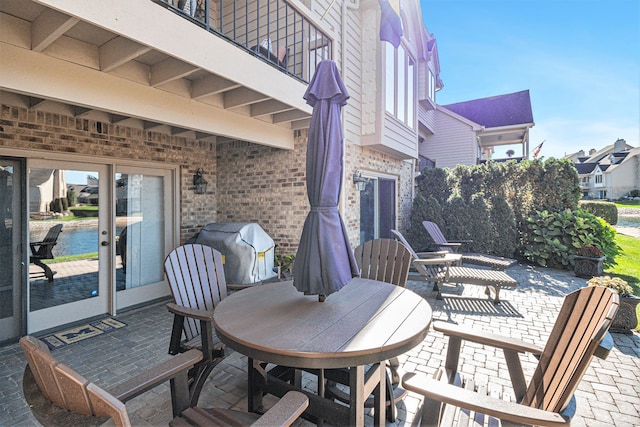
[416,167,450,205]
[522,209,621,269]
[67,189,77,207]
[443,195,473,242]
[489,195,518,258]
[467,194,492,253]
[579,200,618,225]
[406,194,444,251]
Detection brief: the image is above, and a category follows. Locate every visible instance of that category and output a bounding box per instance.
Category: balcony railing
[154,0,332,83]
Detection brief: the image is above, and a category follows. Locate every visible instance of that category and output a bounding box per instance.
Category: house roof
[574,163,598,174]
[442,90,534,128]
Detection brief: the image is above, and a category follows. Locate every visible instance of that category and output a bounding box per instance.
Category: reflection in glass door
[359,176,396,243]
[0,158,24,342]
[27,162,110,333]
[115,168,173,309]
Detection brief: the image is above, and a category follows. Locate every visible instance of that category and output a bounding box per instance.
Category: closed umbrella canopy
[293,60,359,299]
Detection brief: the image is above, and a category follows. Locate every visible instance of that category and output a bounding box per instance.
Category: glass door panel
[27,162,110,333]
[115,167,173,309]
[0,158,24,342]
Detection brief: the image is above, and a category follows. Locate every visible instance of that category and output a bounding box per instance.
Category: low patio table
[213,278,432,426]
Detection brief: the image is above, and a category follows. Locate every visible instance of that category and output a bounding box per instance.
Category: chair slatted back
[19,336,130,427]
[391,230,445,279]
[354,238,412,287]
[164,244,227,342]
[422,221,451,252]
[34,224,63,258]
[522,286,619,413]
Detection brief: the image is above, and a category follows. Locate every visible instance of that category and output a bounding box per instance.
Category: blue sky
[420,0,640,159]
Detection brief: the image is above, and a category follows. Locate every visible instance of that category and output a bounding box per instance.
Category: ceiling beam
[150,57,199,87]
[31,8,79,52]
[100,36,151,72]
[272,109,309,124]
[224,87,270,109]
[250,99,293,117]
[291,118,311,130]
[192,75,241,100]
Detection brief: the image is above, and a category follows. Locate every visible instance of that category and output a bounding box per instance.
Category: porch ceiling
[0,0,316,149]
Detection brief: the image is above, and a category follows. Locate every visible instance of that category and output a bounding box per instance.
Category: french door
[115,166,174,310]
[27,161,111,333]
[25,160,175,334]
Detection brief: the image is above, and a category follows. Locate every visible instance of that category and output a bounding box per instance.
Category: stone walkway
[1,264,639,426]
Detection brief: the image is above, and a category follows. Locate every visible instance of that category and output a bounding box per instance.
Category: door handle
[101,241,109,246]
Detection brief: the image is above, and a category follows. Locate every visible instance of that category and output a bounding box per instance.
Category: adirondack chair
[324,238,413,422]
[20,335,308,427]
[402,285,619,426]
[354,238,413,287]
[164,244,228,406]
[392,230,517,303]
[422,221,517,270]
[29,223,63,282]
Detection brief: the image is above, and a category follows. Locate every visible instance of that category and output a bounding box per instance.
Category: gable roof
[574,163,598,174]
[442,90,534,128]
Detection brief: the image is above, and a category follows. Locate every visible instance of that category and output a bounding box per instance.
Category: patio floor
[1,264,639,426]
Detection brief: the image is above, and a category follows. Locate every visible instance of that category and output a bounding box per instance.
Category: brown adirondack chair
[20,336,308,427]
[392,229,517,303]
[164,244,228,406]
[324,238,413,422]
[422,221,517,270]
[402,285,619,426]
[29,223,63,282]
[354,238,413,287]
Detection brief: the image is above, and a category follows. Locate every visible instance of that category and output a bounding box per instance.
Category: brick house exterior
[0,0,438,338]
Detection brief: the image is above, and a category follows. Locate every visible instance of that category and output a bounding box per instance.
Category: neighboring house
[418,90,535,169]
[0,0,439,340]
[566,139,639,200]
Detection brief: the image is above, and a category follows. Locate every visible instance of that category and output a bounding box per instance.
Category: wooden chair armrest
[416,251,449,258]
[251,391,309,427]
[109,349,203,402]
[167,302,214,322]
[402,372,570,427]
[434,321,543,355]
[435,242,462,248]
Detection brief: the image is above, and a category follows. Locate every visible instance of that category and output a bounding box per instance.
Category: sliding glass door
[0,158,25,342]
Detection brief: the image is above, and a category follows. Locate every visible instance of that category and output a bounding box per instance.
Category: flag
[379,0,403,48]
[532,140,545,158]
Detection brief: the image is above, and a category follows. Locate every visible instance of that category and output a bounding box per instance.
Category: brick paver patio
[2,264,639,426]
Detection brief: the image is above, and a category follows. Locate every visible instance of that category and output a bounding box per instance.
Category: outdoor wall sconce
[353,171,369,192]
[193,168,208,194]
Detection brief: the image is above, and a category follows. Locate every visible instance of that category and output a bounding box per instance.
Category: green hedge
[407,158,619,267]
[578,200,618,225]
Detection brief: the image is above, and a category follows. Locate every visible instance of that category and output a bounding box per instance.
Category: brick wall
[215,131,309,256]
[1,104,415,255]
[0,104,216,242]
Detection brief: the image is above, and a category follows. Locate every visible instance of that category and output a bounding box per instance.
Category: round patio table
[213,278,432,426]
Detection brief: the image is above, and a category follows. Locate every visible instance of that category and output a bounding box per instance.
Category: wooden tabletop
[213,278,432,370]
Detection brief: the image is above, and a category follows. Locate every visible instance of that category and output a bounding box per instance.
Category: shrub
[576,245,604,258]
[522,209,621,269]
[578,200,618,225]
[67,189,77,207]
[489,195,518,258]
[467,194,492,253]
[443,195,473,242]
[406,194,443,251]
[588,276,634,297]
[416,167,450,205]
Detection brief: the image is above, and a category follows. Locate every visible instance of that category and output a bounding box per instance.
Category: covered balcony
[0,0,333,149]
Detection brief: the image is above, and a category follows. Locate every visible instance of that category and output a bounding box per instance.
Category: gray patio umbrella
[293,60,359,299]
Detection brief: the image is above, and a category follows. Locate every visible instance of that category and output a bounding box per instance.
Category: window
[428,70,436,101]
[595,173,603,184]
[383,43,416,128]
